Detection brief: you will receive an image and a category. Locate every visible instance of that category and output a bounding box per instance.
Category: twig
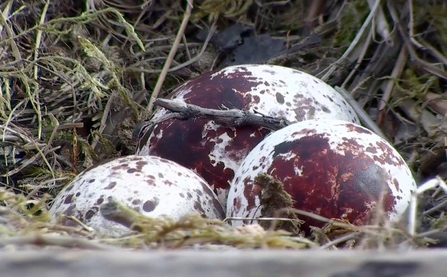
[418,38,447,68]
[407,177,447,237]
[24,114,61,201]
[341,28,373,88]
[395,98,439,137]
[407,0,425,50]
[134,99,292,142]
[367,0,391,43]
[90,91,117,150]
[321,0,382,81]
[100,197,143,232]
[0,1,21,61]
[376,46,407,126]
[146,0,193,114]
[31,0,50,140]
[319,232,359,249]
[305,0,326,28]
[168,22,216,72]
[0,233,118,250]
[129,27,216,75]
[154,99,291,130]
[388,2,447,81]
[422,197,447,216]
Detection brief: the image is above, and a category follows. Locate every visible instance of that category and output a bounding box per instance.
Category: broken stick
[133,98,292,141]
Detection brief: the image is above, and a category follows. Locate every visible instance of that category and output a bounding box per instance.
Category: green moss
[193,0,254,22]
[332,0,369,48]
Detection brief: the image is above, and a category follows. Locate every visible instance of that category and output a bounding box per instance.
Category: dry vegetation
[2,0,447,251]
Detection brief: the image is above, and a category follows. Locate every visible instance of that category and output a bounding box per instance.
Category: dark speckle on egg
[95,197,104,205]
[85,207,99,221]
[132,199,142,205]
[105,182,117,190]
[143,198,159,212]
[64,194,74,204]
[275,92,285,104]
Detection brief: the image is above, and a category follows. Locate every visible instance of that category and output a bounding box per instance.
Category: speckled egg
[49,155,225,237]
[226,119,416,233]
[136,64,360,208]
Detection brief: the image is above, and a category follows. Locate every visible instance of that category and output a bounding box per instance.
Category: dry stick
[305,0,326,28]
[407,0,425,50]
[341,28,373,88]
[388,2,447,81]
[320,233,359,250]
[146,0,193,114]
[0,2,21,61]
[168,23,216,72]
[182,33,192,60]
[445,137,447,162]
[376,46,407,125]
[0,234,117,250]
[367,0,391,43]
[32,0,50,141]
[129,27,215,74]
[321,0,381,81]
[408,177,447,237]
[418,38,447,68]
[423,197,447,216]
[25,113,61,200]
[395,98,440,137]
[90,91,116,150]
[100,197,142,232]
[154,99,292,130]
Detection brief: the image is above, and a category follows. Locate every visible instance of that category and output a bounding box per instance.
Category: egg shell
[136,64,360,208]
[226,119,417,233]
[49,155,225,237]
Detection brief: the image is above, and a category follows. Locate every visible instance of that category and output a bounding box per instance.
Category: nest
[1,0,447,251]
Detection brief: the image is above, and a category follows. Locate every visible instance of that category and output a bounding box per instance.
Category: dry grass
[1,0,447,251]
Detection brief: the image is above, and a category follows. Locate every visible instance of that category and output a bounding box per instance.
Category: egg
[136,64,360,208]
[226,119,416,233]
[49,155,225,237]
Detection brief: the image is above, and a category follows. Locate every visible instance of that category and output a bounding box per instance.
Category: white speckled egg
[136,64,360,209]
[226,119,416,233]
[49,155,225,237]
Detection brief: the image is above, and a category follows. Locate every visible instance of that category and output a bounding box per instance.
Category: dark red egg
[226,119,416,233]
[136,64,360,208]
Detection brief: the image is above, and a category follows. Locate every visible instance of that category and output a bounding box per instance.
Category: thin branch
[134,99,292,142]
[154,98,292,130]
[146,0,194,114]
[321,0,382,81]
[377,46,407,125]
[0,234,118,250]
[407,0,425,49]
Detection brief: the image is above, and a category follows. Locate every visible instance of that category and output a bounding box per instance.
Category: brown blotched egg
[226,119,417,233]
[49,155,225,237]
[136,64,360,208]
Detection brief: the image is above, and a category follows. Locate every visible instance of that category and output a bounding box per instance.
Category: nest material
[1,0,447,250]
